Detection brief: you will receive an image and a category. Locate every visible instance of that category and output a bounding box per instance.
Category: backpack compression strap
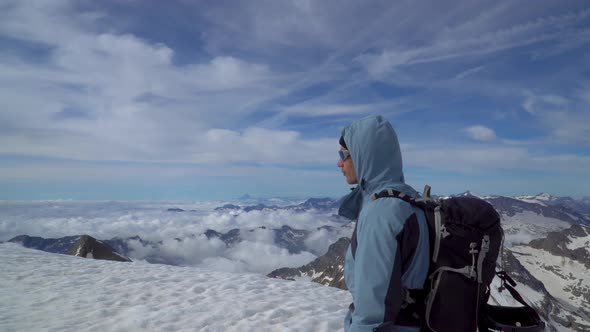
[496,271,530,307]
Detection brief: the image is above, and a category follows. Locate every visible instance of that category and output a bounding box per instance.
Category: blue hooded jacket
[339,115,430,332]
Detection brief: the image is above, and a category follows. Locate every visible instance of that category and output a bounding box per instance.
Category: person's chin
[346,178,357,185]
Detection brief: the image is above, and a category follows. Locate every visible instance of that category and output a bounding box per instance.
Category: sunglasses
[338,149,351,161]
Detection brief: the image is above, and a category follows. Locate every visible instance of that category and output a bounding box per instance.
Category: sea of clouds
[0,199,351,275]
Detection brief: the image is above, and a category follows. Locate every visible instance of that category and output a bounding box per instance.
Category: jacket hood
[341,115,413,196]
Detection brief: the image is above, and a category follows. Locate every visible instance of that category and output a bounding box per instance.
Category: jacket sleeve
[348,200,408,332]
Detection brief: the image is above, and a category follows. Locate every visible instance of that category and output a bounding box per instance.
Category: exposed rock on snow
[268,237,349,290]
[67,235,131,262]
[528,224,590,269]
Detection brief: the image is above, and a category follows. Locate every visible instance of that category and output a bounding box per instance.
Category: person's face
[337,145,358,184]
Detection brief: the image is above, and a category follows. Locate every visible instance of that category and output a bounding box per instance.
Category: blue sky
[1,0,589,200]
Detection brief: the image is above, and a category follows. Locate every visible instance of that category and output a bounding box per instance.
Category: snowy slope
[511,245,590,330]
[0,243,351,332]
[514,193,554,206]
[500,211,571,246]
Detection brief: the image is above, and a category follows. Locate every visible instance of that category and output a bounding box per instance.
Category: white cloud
[522,92,569,114]
[195,127,337,165]
[403,145,590,174]
[545,111,590,145]
[226,241,316,274]
[464,125,497,141]
[455,66,485,80]
[578,83,590,105]
[520,92,590,145]
[282,104,374,117]
[0,201,347,274]
[0,1,291,167]
[304,228,342,256]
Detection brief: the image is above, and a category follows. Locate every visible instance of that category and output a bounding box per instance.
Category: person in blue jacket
[337,115,430,332]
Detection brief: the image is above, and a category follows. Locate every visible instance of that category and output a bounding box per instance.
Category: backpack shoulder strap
[370,185,434,206]
[370,188,416,205]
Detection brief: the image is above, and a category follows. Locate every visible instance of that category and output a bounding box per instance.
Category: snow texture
[501,211,571,247]
[514,193,553,206]
[511,245,590,323]
[566,232,590,253]
[0,243,351,332]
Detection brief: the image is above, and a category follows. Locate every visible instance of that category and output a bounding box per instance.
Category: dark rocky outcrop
[272,225,310,254]
[205,228,241,247]
[528,224,590,269]
[67,235,131,262]
[268,237,349,290]
[214,204,241,211]
[9,234,131,263]
[205,225,311,254]
[550,196,590,215]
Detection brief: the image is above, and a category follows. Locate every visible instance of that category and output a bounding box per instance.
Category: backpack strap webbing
[370,187,443,263]
[496,271,531,308]
[370,189,416,205]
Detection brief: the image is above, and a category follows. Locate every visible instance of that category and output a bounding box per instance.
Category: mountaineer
[337,115,430,332]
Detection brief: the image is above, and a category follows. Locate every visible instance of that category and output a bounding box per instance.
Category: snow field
[501,211,571,246]
[511,246,590,325]
[566,232,590,252]
[1,244,351,332]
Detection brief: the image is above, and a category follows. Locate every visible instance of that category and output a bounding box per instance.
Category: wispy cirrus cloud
[520,91,590,145]
[358,5,590,79]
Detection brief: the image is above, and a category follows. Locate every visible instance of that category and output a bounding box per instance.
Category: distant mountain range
[213,197,343,212]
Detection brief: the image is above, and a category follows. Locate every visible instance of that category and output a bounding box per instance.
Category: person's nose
[337,159,343,167]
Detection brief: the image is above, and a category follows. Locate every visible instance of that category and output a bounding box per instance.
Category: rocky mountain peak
[67,235,131,262]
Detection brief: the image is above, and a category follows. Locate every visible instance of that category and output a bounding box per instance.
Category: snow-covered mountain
[515,193,590,217]
[515,192,555,205]
[0,243,351,331]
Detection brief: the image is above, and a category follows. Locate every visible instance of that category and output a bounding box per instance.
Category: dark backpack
[371,185,504,332]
